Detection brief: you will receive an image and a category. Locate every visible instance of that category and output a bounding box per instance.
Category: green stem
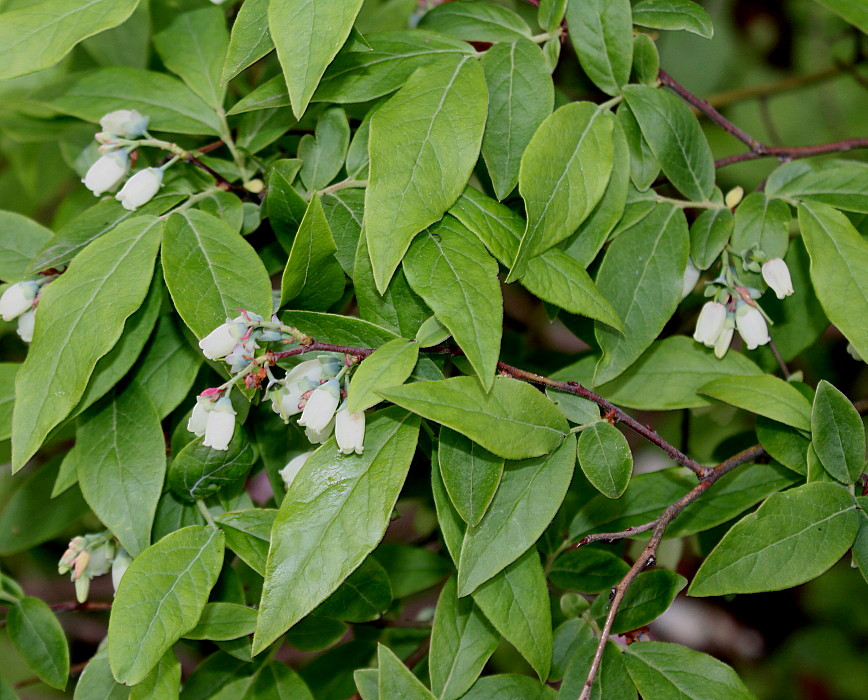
[316,178,368,198]
[531,29,562,43]
[161,187,222,217]
[216,108,247,179]
[196,500,217,529]
[655,195,728,210]
[598,94,624,111]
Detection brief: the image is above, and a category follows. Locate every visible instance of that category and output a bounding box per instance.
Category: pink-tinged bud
[115,167,162,210]
[198,317,246,360]
[693,302,727,347]
[73,550,90,579]
[335,408,365,455]
[0,281,38,322]
[16,309,36,343]
[298,380,340,433]
[99,109,149,139]
[279,451,313,490]
[761,258,794,299]
[203,398,236,451]
[735,302,770,350]
[83,152,129,195]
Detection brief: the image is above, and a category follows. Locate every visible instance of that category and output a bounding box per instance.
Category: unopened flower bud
[16,309,36,343]
[99,109,149,139]
[299,380,341,433]
[735,302,770,350]
[203,397,236,451]
[680,260,701,300]
[198,316,246,360]
[75,576,91,604]
[225,338,259,373]
[305,419,335,445]
[761,258,794,300]
[243,178,265,194]
[725,186,744,209]
[335,407,365,455]
[714,323,734,359]
[693,301,727,347]
[187,396,213,436]
[112,549,132,592]
[115,167,163,210]
[279,451,313,490]
[0,281,39,322]
[83,152,129,196]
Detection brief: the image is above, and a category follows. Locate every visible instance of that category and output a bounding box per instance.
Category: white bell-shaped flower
[761,258,794,300]
[693,301,727,347]
[187,396,212,437]
[203,397,236,451]
[198,316,246,360]
[115,167,163,210]
[680,260,701,300]
[305,418,335,445]
[735,302,770,350]
[99,109,149,139]
[714,324,734,359]
[16,309,36,343]
[83,152,129,195]
[298,379,340,433]
[279,451,314,490]
[335,407,365,455]
[0,281,38,322]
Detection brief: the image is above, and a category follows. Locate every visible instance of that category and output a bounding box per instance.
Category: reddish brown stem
[715,138,868,168]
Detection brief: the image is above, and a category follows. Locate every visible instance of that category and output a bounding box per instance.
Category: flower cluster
[81,109,166,211]
[187,312,367,457]
[57,534,122,603]
[0,277,52,343]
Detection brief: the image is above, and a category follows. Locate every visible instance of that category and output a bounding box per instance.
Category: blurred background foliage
[0,0,865,697]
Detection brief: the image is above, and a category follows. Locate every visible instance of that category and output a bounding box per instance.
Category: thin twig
[714,138,868,168]
[0,600,111,628]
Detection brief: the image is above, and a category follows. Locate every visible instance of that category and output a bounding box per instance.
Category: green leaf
[242,662,314,699]
[689,207,733,270]
[618,103,660,191]
[379,376,568,460]
[624,641,755,699]
[457,434,575,595]
[699,374,813,431]
[168,429,257,503]
[565,0,633,95]
[162,209,273,338]
[280,195,339,307]
[129,651,181,700]
[44,67,222,135]
[286,617,349,653]
[548,548,630,593]
[280,310,398,346]
[545,389,601,425]
[632,33,660,86]
[7,597,69,690]
[689,482,860,596]
[77,382,165,556]
[74,648,129,699]
[577,421,633,499]
[0,211,52,282]
[377,644,434,699]
[811,380,865,484]
[323,188,365,275]
[731,193,790,259]
[593,204,689,385]
[588,336,763,410]
[813,0,868,33]
[0,363,18,442]
[0,460,87,556]
[403,218,502,390]
[560,638,635,699]
[480,39,554,200]
[429,576,499,700]
[766,161,868,213]
[348,339,419,412]
[756,416,809,475]
[508,102,614,281]
[374,544,451,598]
[12,216,163,471]
[215,508,276,576]
[418,1,532,42]
[185,603,258,641]
[269,0,365,118]
[108,525,225,685]
[27,195,182,274]
[460,674,557,699]
[154,7,228,110]
[438,428,504,527]
[633,0,714,38]
[314,29,475,104]
[623,85,714,202]
[432,465,552,679]
[591,569,686,633]
[365,55,487,293]
[253,408,420,654]
[315,557,392,622]
[0,0,140,80]
[798,202,868,358]
[134,315,203,419]
[299,108,351,191]
[223,0,274,83]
